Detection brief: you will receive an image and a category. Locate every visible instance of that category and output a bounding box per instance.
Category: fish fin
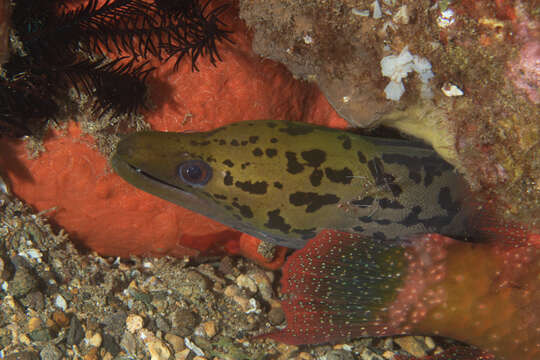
[266,229,417,345]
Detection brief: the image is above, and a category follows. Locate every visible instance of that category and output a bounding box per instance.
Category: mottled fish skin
[112,120,470,249]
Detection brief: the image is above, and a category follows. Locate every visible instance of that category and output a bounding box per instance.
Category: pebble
[169,309,197,337]
[52,311,70,327]
[39,344,63,360]
[248,270,273,300]
[102,333,122,356]
[86,330,102,347]
[126,314,144,333]
[200,320,217,338]
[326,349,355,360]
[236,274,257,293]
[268,306,285,325]
[120,330,137,355]
[164,333,185,352]
[146,338,171,360]
[27,316,42,332]
[184,337,205,357]
[361,348,384,360]
[66,316,85,346]
[9,267,39,297]
[82,347,99,360]
[224,285,252,313]
[394,336,428,357]
[54,294,67,311]
[175,348,190,360]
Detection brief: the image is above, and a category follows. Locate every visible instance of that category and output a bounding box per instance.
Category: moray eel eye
[178,160,212,186]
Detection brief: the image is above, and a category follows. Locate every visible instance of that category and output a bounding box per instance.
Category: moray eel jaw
[111,130,296,245]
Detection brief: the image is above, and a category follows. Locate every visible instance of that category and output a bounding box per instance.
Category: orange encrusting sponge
[0,5,347,266]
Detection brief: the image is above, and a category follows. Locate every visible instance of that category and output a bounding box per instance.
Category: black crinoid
[0,0,232,137]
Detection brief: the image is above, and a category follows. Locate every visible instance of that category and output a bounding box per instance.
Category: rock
[175,348,190,360]
[126,314,144,333]
[268,306,285,325]
[199,320,217,338]
[102,333,122,356]
[164,333,185,352]
[86,330,102,347]
[9,266,39,297]
[394,336,428,357]
[146,338,171,360]
[169,309,198,337]
[39,344,63,360]
[326,349,354,360]
[360,348,384,360]
[66,315,85,346]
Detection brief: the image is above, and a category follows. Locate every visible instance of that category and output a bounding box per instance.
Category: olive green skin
[112,120,469,249]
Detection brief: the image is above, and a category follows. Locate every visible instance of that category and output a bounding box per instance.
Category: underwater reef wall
[239,0,540,226]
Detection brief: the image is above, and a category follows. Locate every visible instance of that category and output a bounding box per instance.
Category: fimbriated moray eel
[112,120,471,249]
[112,120,539,360]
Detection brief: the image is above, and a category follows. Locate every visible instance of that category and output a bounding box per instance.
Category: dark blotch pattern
[301,149,326,168]
[324,167,353,184]
[357,151,367,163]
[398,205,454,231]
[213,194,227,200]
[289,192,340,213]
[241,162,251,169]
[190,140,211,146]
[378,198,405,209]
[235,180,268,195]
[279,122,316,136]
[252,148,263,157]
[224,171,233,186]
[274,181,283,189]
[351,196,374,207]
[230,139,239,146]
[265,209,291,233]
[382,153,454,187]
[249,136,259,144]
[285,152,304,174]
[337,134,352,150]
[232,199,254,218]
[266,148,278,158]
[223,159,234,168]
[367,157,403,197]
[438,186,461,214]
[270,138,278,143]
[309,169,323,187]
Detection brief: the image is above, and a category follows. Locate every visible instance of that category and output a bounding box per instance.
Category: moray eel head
[111,121,322,247]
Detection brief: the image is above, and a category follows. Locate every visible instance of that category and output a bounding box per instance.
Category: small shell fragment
[352,8,370,17]
[437,8,455,28]
[372,1,382,19]
[441,83,464,97]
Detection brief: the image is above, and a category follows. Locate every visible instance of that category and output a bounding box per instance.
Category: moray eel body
[112,120,470,249]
